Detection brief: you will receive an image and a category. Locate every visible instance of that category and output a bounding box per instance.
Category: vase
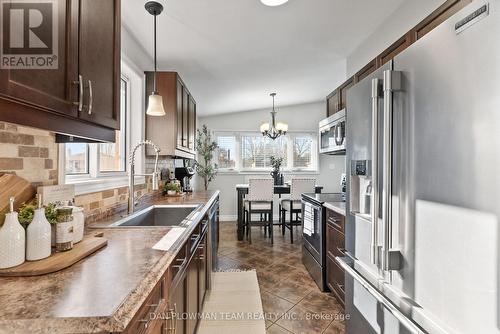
[270,171,284,185]
[26,208,52,261]
[71,206,85,244]
[0,211,25,269]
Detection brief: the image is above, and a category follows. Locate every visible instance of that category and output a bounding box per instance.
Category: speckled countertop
[323,201,346,216]
[0,190,219,334]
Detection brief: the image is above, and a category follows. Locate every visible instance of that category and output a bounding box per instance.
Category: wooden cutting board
[0,235,108,277]
[0,173,36,218]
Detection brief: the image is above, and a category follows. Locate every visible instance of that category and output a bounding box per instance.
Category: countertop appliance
[174,167,195,192]
[301,193,344,291]
[319,109,346,155]
[340,2,500,334]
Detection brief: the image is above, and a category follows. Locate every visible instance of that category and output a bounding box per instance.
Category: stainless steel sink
[108,204,202,227]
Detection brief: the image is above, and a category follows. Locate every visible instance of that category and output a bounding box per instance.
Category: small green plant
[195,125,218,191]
[18,200,57,228]
[270,156,284,173]
[164,183,181,193]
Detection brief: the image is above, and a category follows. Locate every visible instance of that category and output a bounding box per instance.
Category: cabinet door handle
[88,80,93,115]
[73,75,83,111]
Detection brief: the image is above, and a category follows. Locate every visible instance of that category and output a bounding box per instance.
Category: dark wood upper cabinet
[188,95,196,151]
[326,90,339,117]
[0,0,78,118]
[376,31,415,67]
[77,0,120,129]
[326,0,471,119]
[145,72,196,158]
[338,76,354,111]
[412,0,472,41]
[0,0,120,141]
[354,58,377,84]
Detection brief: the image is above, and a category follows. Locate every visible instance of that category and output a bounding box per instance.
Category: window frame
[214,130,319,174]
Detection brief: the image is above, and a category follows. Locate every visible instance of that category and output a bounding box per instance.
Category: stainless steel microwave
[319,109,346,155]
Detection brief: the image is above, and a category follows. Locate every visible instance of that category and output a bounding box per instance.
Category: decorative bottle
[26,194,52,261]
[0,197,26,269]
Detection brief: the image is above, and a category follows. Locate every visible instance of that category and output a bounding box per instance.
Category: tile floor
[216,222,346,334]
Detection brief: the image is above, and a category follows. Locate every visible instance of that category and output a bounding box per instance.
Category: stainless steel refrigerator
[338,1,500,333]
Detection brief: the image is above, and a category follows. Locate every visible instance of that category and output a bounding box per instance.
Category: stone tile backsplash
[0,121,173,224]
[0,122,58,187]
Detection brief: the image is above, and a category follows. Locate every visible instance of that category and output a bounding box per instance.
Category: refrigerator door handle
[370,78,382,266]
[336,256,427,334]
[381,70,402,271]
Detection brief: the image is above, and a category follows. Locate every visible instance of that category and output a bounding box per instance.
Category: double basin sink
[107,204,203,228]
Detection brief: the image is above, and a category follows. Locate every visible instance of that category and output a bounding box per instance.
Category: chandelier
[260,93,288,140]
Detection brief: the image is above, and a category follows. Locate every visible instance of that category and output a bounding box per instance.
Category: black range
[301,192,344,291]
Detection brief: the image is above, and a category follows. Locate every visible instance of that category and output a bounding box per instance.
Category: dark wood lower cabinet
[326,255,345,307]
[170,271,187,334]
[123,211,215,334]
[198,233,208,310]
[186,253,199,334]
[325,208,346,307]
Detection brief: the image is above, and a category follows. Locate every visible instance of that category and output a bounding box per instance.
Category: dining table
[235,183,323,241]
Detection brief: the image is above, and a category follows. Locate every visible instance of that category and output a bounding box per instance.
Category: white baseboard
[219,215,237,222]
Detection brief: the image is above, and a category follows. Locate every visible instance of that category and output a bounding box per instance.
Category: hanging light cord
[153,12,158,93]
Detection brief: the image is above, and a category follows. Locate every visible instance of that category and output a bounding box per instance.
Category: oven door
[302,200,323,264]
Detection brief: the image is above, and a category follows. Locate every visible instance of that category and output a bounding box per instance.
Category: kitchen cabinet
[326,90,339,117]
[325,208,345,306]
[412,0,472,41]
[0,0,119,141]
[188,96,197,151]
[198,232,208,310]
[354,58,377,84]
[376,32,415,67]
[338,77,354,111]
[186,250,199,334]
[77,0,121,129]
[327,0,471,118]
[145,72,197,158]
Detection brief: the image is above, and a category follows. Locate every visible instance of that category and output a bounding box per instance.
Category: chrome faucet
[128,140,161,214]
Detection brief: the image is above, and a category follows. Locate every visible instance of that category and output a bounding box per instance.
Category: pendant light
[145,1,166,116]
[260,93,288,140]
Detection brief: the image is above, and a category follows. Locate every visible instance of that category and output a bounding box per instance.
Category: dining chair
[280,178,316,243]
[243,178,274,244]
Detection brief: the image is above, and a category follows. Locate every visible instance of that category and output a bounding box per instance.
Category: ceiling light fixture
[145,1,166,116]
[260,93,288,140]
[260,0,289,7]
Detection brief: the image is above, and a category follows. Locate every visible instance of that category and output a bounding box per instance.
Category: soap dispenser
[26,194,52,261]
[0,197,26,269]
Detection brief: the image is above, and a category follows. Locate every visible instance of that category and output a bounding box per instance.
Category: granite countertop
[323,201,346,216]
[0,190,219,334]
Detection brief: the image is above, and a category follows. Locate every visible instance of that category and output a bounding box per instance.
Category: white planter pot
[0,212,25,269]
[26,208,52,261]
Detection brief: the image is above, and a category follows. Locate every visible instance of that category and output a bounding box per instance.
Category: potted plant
[195,125,218,191]
[270,156,284,185]
[163,183,181,196]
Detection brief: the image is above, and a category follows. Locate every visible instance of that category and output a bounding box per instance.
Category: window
[65,143,89,174]
[241,134,287,169]
[217,135,237,169]
[214,131,318,172]
[99,79,127,172]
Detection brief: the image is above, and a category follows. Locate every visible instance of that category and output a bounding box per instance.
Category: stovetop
[302,193,344,205]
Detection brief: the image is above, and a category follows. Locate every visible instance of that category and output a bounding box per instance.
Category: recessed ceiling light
[260,0,289,7]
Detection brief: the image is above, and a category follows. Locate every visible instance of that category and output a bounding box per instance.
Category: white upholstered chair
[280,178,316,243]
[244,178,274,244]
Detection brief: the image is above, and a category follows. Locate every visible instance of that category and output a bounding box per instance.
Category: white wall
[197,101,346,220]
[346,0,446,77]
